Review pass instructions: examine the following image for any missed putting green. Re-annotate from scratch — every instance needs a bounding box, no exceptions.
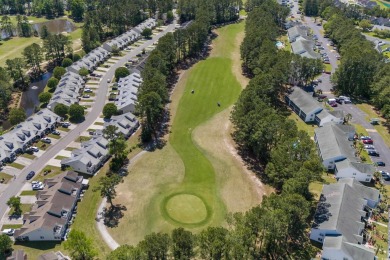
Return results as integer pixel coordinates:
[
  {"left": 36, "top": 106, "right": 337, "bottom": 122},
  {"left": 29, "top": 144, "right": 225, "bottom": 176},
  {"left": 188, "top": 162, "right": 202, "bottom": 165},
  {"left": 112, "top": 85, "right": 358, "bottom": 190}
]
[{"left": 164, "top": 194, "right": 208, "bottom": 224}]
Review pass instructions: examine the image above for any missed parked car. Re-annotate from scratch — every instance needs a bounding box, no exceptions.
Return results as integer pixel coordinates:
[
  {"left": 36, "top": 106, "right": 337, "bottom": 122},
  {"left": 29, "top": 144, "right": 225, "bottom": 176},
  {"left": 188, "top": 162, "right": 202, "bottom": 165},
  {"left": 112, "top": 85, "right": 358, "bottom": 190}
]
[
  {"left": 364, "top": 145, "right": 375, "bottom": 150},
  {"left": 28, "top": 146, "right": 39, "bottom": 152},
  {"left": 52, "top": 130, "right": 60, "bottom": 135},
  {"left": 107, "top": 78, "right": 111, "bottom": 83},
  {"left": 360, "top": 136, "right": 372, "bottom": 140},
  {"left": 82, "top": 94, "right": 90, "bottom": 98},
  {"left": 368, "top": 150, "right": 379, "bottom": 156},
  {"left": 62, "top": 122, "right": 71, "bottom": 127},
  {"left": 363, "top": 139, "right": 373, "bottom": 144},
  {"left": 41, "top": 137, "right": 51, "bottom": 144},
  {"left": 376, "top": 161, "right": 386, "bottom": 166},
  {"left": 343, "top": 98, "right": 351, "bottom": 104},
  {"left": 26, "top": 171, "right": 35, "bottom": 180},
  {"left": 32, "top": 183, "right": 44, "bottom": 190},
  {"left": 2, "top": 229, "right": 15, "bottom": 236},
  {"left": 84, "top": 88, "right": 92, "bottom": 93},
  {"left": 323, "top": 60, "right": 330, "bottom": 64}
]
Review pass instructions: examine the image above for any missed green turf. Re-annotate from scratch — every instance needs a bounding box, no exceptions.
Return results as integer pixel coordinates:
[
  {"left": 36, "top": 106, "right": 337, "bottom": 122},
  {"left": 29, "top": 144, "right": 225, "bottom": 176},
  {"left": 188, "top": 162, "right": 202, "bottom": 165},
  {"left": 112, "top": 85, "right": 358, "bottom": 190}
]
[
  {"left": 0, "top": 172, "right": 12, "bottom": 184},
  {"left": 9, "top": 162, "right": 25, "bottom": 170},
  {"left": 148, "top": 23, "right": 244, "bottom": 228},
  {"left": 20, "top": 190, "right": 38, "bottom": 196}
]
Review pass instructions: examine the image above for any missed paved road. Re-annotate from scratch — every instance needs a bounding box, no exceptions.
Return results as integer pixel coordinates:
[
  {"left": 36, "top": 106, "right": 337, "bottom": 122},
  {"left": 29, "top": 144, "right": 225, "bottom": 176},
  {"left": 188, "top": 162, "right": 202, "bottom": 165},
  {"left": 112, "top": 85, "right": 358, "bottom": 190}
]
[
  {"left": 289, "top": 9, "right": 390, "bottom": 175},
  {"left": 0, "top": 22, "right": 177, "bottom": 222}
]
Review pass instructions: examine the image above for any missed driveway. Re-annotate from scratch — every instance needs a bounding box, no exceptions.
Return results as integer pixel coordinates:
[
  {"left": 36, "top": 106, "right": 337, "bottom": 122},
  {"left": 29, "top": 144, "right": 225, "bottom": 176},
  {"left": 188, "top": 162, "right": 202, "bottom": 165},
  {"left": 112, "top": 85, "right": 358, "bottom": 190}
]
[{"left": 0, "top": 21, "right": 177, "bottom": 222}]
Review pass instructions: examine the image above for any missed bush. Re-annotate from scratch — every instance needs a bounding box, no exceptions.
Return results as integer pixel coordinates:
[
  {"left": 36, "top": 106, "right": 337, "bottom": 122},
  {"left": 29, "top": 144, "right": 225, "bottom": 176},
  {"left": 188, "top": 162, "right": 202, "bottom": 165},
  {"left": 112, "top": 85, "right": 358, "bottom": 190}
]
[
  {"left": 47, "top": 77, "right": 59, "bottom": 89},
  {"left": 62, "top": 58, "right": 73, "bottom": 68},
  {"left": 141, "top": 28, "right": 153, "bottom": 39},
  {"left": 103, "top": 103, "right": 118, "bottom": 118},
  {"left": 54, "top": 103, "right": 69, "bottom": 117},
  {"left": 53, "top": 66, "right": 66, "bottom": 79},
  {"left": 69, "top": 104, "right": 85, "bottom": 121},
  {"left": 39, "top": 92, "right": 52, "bottom": 103},
  {"left": 115, "top": 67, "right": 130, "bottom": 81},
  {"left": 73, "top": 53, "right": 81, "bottom": 62},
  {"left": 9, "top": 108, "right": 26, "bottom": 126},
  {"left": 79, "top": 67, "right": 89, "bottom": 77}
]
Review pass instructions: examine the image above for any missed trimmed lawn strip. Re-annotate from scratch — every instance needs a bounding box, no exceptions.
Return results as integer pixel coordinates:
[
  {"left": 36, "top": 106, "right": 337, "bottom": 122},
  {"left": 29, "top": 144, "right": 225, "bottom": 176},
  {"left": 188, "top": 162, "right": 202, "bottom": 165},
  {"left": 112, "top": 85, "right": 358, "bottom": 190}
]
[
  {"left": 1, "top": 224, "right": 23, "bottom": 230},
  {"left": 9, "top": 162, "right": 25, "bottom": 170},
  {"left": 48, "top": 134, "right": 61, "bottom": 139},
  {"left": 36, "top": 141, "right": 50, "bottom": 151},
  {"left": 20, "top": 190, "right": 38, "bottom": 196},
  {"left": 64, "top": 147, "right": 77, "bottom": 151},
  {"left": 20, "top": 153, "right": 36, "bottom": 160},
  {"left": 309, "top": 172, "right": 337, "bottom": 201},
  {"left": 94, "top": 122, "right": 105, "bottom": 126},
  {"left": 58, "top": 127, "right": 71, "bottom": 132},
  {"left": 54, "top": 155, "right": 68, "bottom": 160},
  {"left": 0, "top": 172, "right": 12, "bottom": 184}
]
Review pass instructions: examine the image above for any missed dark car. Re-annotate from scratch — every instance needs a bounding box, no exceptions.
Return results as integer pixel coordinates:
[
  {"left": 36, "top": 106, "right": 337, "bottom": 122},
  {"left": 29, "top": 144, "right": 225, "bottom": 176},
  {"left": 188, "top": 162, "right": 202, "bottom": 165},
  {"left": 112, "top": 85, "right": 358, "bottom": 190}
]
[
  {"left": 26, "top": 171, "right": 35, "bottom": 180},
  {"left": 368, "top": 150, "right": 379, "bottom": 156},
  {"left": 52, "top": 130, "right": 60, "bottom": 135},
  {"left": 376, "top": 161, "right": 386, "bottom": 166}
]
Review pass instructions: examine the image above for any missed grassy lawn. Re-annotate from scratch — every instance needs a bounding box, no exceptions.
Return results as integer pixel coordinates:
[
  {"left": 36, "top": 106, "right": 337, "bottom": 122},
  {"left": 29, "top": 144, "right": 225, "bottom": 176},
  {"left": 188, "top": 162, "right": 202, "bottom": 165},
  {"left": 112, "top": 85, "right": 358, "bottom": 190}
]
[
  {"left": 9, "top": 204, "right": 32, "bottom": 216},
  {"left": 364, "top": 31, "right": 390, "bottom": 40},
  {"left": 372, "top": 0, "right": 390, "bottom": 9},
  {"left": 20, "top": 190, "right": 38, "bottom": 196},
  {"left": 288, "top": 112, "right": 317, "bottom": 137},
  {"left": 0, "top": 37, "right": 42, "bottom": 66},
  {"left": 0, "top": 172, "right": 12, "bottom": 184},
  {"left": 94, "top": 122, "right": 105, "bottom": 126},
  {"left": 35, "top": 141, "right": 50, "bottom": 151},
  {"left": 108, "top": 22, "right": 262, "bottom": 245},
  {"left": 324, "top": 63, "right": 332, "bottom": 72},
  {"left": 356, "top": 103, "right": 390, "bottom": 147},
  {"left": 277, "top": 35, "right": 291, "bottom": 52},
  {"left": 35, "top": 166, "right": 62, "bottom": 182},
  {"left": 20, "top": 153, "right": 37, "bottom": 160},
  {"left": 9, "top": 162, "right": 25, "bottom": 170},
  {"left": 76, "top": 136, "right": 92, "bottom": 142},
  {"left": 1, "top": 224, "right": 23, "bottom": 230},
  {"left": 309, "top": 172, "right": 337, "bottom": 200},
  {"left": 54, "top": 155, "right": 68, "bottom": 160}
]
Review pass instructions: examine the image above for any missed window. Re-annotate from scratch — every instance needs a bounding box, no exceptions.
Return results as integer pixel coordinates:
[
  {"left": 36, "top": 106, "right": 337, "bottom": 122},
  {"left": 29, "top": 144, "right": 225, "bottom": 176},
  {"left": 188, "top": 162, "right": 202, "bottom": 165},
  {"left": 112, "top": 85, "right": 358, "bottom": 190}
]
[
  {"left": 353, "top": 173, "right": 356, "bottom": 175},
  {"left": 366, "top": 178, "right": 370, "bottom": 182},
  {"left": 318, "top": 238, "right": 323, "bottom": 242},
  {"left": 319, "top": 233, "right": 324, "bottom": 236},
  {"left": 40, "top": 236, "right": 44, "bottom": 239}
]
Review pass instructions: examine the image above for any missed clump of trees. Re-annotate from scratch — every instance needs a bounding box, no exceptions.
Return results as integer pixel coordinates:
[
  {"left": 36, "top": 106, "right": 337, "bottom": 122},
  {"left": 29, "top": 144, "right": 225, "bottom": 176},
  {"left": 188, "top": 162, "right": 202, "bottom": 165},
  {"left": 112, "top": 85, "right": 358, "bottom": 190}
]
[
  {"left": 7, "top": 196, "right": 22, "bottom": 215},
  {"left": 114, "top": 67, "right": 130, "bottom": 81},
  {"left": 103, "top": 103, "right": 118, "bottom": 118},
  {"left": 69, "top": 104, "right": 85, "bottom": 122},
  {"left": 9, "top": 108, "right": 26, "bottom": 126}
]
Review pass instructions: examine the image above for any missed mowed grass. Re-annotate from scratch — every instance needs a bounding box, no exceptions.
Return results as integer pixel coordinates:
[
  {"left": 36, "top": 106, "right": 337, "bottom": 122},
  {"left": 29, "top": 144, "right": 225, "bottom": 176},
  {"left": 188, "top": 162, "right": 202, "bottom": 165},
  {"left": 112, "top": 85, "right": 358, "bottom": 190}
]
[
  {"left": 110, "top": 22, "right": 261, "bottom": 245},
  {"left": 0, "top": 37, "right": 42, "bottom": 66}
]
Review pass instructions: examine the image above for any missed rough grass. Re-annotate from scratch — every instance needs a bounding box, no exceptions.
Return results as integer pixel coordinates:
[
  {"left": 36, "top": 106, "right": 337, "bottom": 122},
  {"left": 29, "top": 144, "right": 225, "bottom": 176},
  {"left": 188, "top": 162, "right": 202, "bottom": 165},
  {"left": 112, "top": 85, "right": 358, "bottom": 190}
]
[
  {"left": 20, "top": 153, "right": 37, "bottom": 160},
  {"left": 35, "top": 166, "right": 62, "bottom": 182},
  {"left": 9, "top": 204, "right": 32, "bottom": 216},
  {"left": 288, "top": 112, "right": 317, "bottom": 137},
  {"left": 109, "top": 22, "right": 263, "bottom": 245},
  {"left": 1, "top": 224, "right": 22, "bottom": 230}
]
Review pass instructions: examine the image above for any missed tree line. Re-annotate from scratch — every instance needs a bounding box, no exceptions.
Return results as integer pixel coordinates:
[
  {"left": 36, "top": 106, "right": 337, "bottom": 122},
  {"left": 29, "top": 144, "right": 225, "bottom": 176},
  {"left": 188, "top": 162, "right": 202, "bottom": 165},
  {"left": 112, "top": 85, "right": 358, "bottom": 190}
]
[{"left": 137, "top": 0, "right": 240, "bottom": 142}]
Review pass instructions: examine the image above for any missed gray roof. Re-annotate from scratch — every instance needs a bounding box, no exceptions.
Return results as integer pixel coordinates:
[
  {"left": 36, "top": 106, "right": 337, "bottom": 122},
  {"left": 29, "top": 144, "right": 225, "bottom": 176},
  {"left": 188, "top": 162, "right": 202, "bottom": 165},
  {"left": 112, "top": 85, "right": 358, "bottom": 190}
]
[
  {"left": 315, "top": 123, "right": 356, "bottom": 161},
  {"left": 287, "top": 87, "right": 322, "bottom": 115},
  {"left": 291, "top": 39, "right": 321, "bottom": 59},
  {"left": 323, "top": 236, "right": 375, "bottom": 260},
  {"left": 312, "top": 181, "right": 366, "bottom": 244},
  {"left": 329, "top": 110, "right": 345, "bottom": 119},
  {"left": 287, "top": 25, "right": 309, "bottom": 41},
  {"left": 338, "top": 178, "right": 379, "bottom": 202}
]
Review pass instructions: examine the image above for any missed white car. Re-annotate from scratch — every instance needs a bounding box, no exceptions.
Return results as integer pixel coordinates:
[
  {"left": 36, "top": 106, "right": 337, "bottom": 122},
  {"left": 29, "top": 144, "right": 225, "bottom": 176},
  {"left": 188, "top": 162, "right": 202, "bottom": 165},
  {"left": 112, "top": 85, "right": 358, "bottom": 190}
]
[
  {"left": 84, "top": 88, "right": 92, "bottom": 93},
  {"left": 107, "top": 78, "right": 111, "bottom": 83},
  {"left": 364, "top": 145, "right": 375, "bottom": 150},
  {"left": 29, "top": 146, "right": 39, "bottom": 152},
  {"left": 2, "top": 229, "right": 15, "bottom": 236},
  {"left": 82, "top": 94, "right": 90, "bottom": 98}
]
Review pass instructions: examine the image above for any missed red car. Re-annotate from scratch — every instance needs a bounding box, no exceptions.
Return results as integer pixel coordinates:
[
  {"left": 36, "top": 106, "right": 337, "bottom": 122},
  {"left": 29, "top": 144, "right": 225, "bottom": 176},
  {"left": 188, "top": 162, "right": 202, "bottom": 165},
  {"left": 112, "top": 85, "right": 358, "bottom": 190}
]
[
  {"left": 329, "top": 102, "right": 337, "bottom": 107},
  {"left": 363, "top": 139, "right": 373, "bottom": 144}
]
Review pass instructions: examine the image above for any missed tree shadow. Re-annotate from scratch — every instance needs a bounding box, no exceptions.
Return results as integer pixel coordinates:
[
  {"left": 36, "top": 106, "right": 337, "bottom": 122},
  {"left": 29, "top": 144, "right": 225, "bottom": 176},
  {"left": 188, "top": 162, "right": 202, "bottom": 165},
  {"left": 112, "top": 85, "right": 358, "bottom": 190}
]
[
  {"left": 69, "top": 116, "right": 85, "bottom": 124},
  {"left": 102, "top": 204, "right": 127, "bottom": 228}
]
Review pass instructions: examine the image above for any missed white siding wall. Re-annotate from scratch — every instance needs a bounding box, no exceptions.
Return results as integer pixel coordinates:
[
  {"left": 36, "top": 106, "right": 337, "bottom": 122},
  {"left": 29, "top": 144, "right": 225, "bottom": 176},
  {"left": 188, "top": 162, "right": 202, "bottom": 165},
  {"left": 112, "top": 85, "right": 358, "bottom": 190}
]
[
  {"left": 24, "top": 228, "right": 62, "bottom": 241},
  {"left": 322, "top": 248, "right": 351, "bottom": 260},
  {"left": 336, "top": 167, "right": 372, "bottom": 183}
]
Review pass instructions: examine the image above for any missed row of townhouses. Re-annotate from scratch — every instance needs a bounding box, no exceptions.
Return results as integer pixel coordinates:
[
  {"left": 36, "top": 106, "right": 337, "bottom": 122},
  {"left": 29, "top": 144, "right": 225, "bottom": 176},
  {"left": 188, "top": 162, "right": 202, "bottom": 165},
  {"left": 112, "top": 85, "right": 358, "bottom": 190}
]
[
  {"left": 114, "top": 72, "right": 143, "bottom": 114},
  {"left": 14, "top": 171, "right": 85, "bottom": 242},
  {"left": 285, "top": 87, "right": 344, "bottom": 126},
  {"left": 61, "top": 112, "right": 139, "bottom": 175},
  {"left": 310, "top": 178, "right": 379, "bottom": 259},
  {"left": 287, "top": 25, "right": 321, "bottom": 59},
  {"left": 47, "top": 71, "right": 85, "bottom": 111},
  {"left": 0, "top": 109, "right": 61, "bottom": 163},
  {"left": 286, "top": 87, "right": 374, "bottom": 183},
  {"left": 47, "top": 18, "right": 156, "bottom": 112}
]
